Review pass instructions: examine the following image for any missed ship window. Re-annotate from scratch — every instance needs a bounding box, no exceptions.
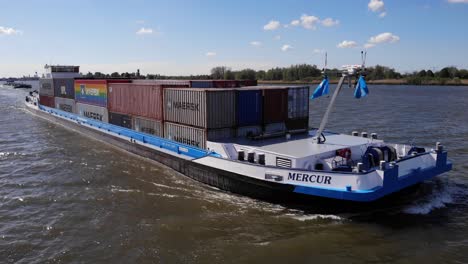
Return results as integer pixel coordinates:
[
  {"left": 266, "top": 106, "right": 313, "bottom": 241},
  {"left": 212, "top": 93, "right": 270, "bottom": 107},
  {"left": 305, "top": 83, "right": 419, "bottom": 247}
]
[{"left": 276, "top": 157, "right": 292, "bottom": 168}]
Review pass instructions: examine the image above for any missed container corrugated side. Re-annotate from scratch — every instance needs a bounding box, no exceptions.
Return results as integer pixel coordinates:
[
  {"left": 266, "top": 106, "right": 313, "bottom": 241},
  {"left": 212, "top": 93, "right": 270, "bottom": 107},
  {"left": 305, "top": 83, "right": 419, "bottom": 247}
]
[
  {"left": 39, "top": 79, "right": 54, "bottom": 96},
  {"left": 132, "top": 79, "right": 190, "bottom": 86},
  {"left": 263, "top": 88, "right": 288, "bottom": 124},
  {"left": 76, "top": 102, "right": 109, "bottom": 123},
  {"left": 133, "top": 116, "right": 163, "bottom": 137},
  {"left": 39, "top": 95, "right": 55, "bottom": 107},
  {"left": 53, "top": 78, "right": 75, "bottom": 99},
  {"left": 236, "top": 126, "right": 262, "bottom": 137},
  {"left": 109, "top": 112, "right": 132, "bottom": 129},
  {"left": 164, "top": 89, "right": 236, "bottom": 129},
  {"left": 239, "top": 80, "right": 258, "bottom": 87},
  {"left": 108, "top": 83, "right": 163, "bottom": 120},
  {"left": 213, "top": 80, "right": 239, "bottom": 88},
  {"left": 54, "top": 97, "right": 76, "bottom": 113},
  {"left": 287, "top": 86, "right": 309, "bottom": 119},
  {"left": 190, "top": 80, "right": 214, "bottom": 88},
  {"left": 74, "top": 80, "right": 108, "bottom": 107},
  {"left": 164, "top": 122, "right": 207, "bottom": 149},
  {"left": 264, "top": 122, "right": 286, "bottom": 133},
  {"left": 236, "top": 89, "right": 262, "bottom": 126}
]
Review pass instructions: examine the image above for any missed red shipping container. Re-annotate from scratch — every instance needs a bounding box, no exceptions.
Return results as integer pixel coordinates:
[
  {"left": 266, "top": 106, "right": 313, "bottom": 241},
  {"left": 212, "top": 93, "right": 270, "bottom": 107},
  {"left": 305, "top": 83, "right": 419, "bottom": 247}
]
[
  {"left": 213, "top": 80, "right": 240, "bottom": 88},
  {"left": 39, "top": 95, "right": 55, "bottom": 108},
  {"left": 263, "top": 88, "right": 288, "bottom": 124},
  {"left": 108, "top": 83, "right": 164, "bottom": 120}
]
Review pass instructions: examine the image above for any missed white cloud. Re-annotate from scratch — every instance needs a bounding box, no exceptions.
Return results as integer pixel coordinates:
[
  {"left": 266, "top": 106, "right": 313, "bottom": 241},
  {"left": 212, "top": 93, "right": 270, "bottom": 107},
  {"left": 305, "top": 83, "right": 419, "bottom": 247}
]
[
  {"left": 337, "top": 40, "right": 358, "bottom": 48},
  {"left": 263, "top": 20, "right": 281, "bottom": 31},
  {"left": 274, "top": 35, "right": 281, "bottom": 40},
  {"left": 290, "top": 20, "right": 300, "bottom": 26},
  {"left": 368, "top": 0, "right": 386, "bottom": 17},
  {"left": 300, "top": 14, "right": 320, "bottom": 30},
  {"left": 0, "top": 26, "right": 21, "bottom": 35},
  {"left": 321, "top": 18, "right": 340, "bottom": 27},
  {"left": 313, "top": 48, "right": 325, "bottom": 54},
  {"left": 364, "top": 43, "right": 376, "bottom": 49},
  {"left": 281, "top": 45, "right": 293, "bottom": 52},
  {"left": 250, "top": 41, "right": 262, "bottom": 47},
  {"left": 368, "top": 32, "right": 400, "bottom": 44},
  {"left": 368, "top": 0, "right": 385, "bottom": 12},
  {"left": 447, "top": 0, "right": 468, "bottom": 3},
  {"left": 136, "top": 27, "right": 153, "bottom": 35},
  {"left": 205, "top": 52, "right": 217, "bottom": 57}
]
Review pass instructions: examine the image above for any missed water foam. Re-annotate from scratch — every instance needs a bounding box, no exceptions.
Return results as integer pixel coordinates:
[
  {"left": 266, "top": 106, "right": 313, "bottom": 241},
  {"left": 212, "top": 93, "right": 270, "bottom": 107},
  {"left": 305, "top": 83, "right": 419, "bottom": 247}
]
[{"left": 403, "top": 182, "right": 454, "bottom": 215}]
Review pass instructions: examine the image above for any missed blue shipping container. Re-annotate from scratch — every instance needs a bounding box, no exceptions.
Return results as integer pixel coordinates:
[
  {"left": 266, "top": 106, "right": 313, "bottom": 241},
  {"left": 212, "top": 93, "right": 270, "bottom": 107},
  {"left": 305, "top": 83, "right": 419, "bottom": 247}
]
[
  {"left": 190, "top": 80, "right": 214, "bottom": 88},
  {"left": 53, "top": 78, "right": 75, "bottom": 99},
  {"left": 237, "top": 89, "right": 263, "bottom": 126}
]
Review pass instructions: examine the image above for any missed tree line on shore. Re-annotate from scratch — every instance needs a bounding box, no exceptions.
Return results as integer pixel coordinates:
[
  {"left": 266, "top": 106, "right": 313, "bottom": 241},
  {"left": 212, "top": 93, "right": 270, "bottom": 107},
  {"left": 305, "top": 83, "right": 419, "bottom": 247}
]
[{"left": 82, "top": 64, "right": 468, "bottom": 85}]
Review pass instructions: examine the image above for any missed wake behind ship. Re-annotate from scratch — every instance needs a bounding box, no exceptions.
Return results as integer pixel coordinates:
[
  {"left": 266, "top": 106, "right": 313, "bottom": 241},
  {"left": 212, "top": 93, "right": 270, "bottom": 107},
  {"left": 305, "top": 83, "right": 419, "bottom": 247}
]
[{"left": 25, "top": 64, "right": 452, "bottom": 203}]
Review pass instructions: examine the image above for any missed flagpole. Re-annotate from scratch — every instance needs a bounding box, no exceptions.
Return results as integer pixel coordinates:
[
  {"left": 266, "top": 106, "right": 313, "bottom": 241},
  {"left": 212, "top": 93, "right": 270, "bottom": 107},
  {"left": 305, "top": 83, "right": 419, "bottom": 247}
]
[{"left": 314, "top": 74, "right": 347, "bottom": 143}]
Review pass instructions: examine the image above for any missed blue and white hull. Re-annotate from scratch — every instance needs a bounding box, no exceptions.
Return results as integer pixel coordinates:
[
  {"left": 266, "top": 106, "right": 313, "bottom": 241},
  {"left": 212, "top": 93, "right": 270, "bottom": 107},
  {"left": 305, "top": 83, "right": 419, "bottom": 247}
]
[{"left": 25, "top": 101, "right": 452, "bottom": 203}]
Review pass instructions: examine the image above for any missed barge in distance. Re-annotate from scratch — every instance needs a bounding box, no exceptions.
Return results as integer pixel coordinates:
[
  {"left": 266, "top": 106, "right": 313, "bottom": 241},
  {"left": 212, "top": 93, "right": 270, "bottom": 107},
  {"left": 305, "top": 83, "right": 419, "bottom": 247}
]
[{"left": 24, "top": 64, "right": 452, "bottom": 203}]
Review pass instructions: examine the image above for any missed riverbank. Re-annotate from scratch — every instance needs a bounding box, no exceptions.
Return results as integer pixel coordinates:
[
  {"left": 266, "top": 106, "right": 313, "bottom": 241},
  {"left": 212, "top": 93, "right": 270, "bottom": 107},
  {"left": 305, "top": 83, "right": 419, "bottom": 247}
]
[{"left": 259, "top": 79, "right": 468, "bottom": 86}]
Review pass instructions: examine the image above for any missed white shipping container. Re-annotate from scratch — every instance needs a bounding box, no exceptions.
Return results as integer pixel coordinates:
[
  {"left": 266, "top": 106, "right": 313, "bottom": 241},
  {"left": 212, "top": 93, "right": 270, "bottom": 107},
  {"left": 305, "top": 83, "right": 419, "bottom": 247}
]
[
  {"left": 288, "top": 86, "right": 310, "bottom": 119},
  {"left": 133, "top": 116, "right": 163, "bottom": 137},
  {"left": 76, "top": 102, "right": 109, "bottom": 123},
  {"left": 39, "top": 78, "right": 54, "bottom": 96},
  {"left": 164, "top": 88, "right": 236, "bottom": 129},
  {"left": 164, "top": 122, "right": 233, "bottom": 149},
  {"left": 54, "top": 97, "right": 76, "bottom": 113}
]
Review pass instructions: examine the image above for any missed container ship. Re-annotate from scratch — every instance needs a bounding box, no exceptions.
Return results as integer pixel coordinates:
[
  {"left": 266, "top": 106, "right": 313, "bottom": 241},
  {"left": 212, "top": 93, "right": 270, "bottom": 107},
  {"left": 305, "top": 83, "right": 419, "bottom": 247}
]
[{"left": 25, "top": 64, "right": 452, "bottom": 203}]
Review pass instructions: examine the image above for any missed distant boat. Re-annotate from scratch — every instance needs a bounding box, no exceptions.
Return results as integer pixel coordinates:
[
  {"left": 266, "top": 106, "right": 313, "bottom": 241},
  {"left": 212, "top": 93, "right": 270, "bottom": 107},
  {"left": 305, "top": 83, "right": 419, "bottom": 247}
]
[{"left": 3, "top": 81, "right": 32, "bottom": 89}]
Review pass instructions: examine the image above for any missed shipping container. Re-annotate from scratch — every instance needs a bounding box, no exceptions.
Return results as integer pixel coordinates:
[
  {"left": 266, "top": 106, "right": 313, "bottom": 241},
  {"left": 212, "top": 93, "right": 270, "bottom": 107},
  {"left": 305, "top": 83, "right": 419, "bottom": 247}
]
[
  {"left": 76, "top": 102, "right": 109, "bottom": 123},
  {"left": 133, "top": 116, "right": 163, "bottom": 137},
  {"left": 109, "top": 112, "right": 132, "bottom": 129},
  {"left": 54, "top": 97, "right": 76, "bottom": 113},
  {"left": 164, "top": 122, "right": 233, "bottom": 149},
  {"left": 108, "top": 83, "right": 163, "bottom": 120},
  {"left": 164, "top": 122, "right": 207, "bottom": 149},
  {"left": 74, "top": 79, "right": 131, "bottom": 107},
  {"left": 236, "top": 126, "right": 262, "bottom": 138},
  {"left": 285, "top": 118, "right": 309, "bottom": 131},
  {"left": 39, "top": 79, "right": 54, "bottom": 96},
  {"left": 39, "top": 95, "right": 55, "bottom": 107},
  {"left": 236, "top": 89, "right": 263, "bottom": 126},
  {"left": 264, "top": 122, "right": 286, "bottom": 133},
  {"left": 132, "top": 79, "right": 190, "bottom": 86},
  {"left": 238, "top": 80, "right": 258, "bottom": 87},
  {"left": 262, "top": 88, "right": 288, "bottom": 124},
  {"left": 164, "top": 88, "right": 236, "bottom": 129},
  {"left": 190, "top": 80, "right": 214, "bottom": 88},
  {"left": 213, "top": 80, "right": 239, "bottom": 88},
  {"left": 287, "top": 86, "right": 309, "bottom": 119},
  {"left": 53, "top": 78, "right": 75, "bottom": 99}
]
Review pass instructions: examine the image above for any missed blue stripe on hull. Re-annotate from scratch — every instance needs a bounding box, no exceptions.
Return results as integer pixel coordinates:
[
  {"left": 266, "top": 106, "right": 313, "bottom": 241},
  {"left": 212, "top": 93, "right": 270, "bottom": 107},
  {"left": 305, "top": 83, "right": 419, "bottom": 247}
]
[{"left": 293, "top": 156, "right": 452, "bottom": 202}]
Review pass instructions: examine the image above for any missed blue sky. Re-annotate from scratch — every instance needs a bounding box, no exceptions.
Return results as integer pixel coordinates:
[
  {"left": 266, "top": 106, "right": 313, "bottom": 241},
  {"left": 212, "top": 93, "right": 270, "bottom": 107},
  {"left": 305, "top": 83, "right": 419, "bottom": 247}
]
[{"left": 0, "top": 0, "right": 467, "bottom": 77}]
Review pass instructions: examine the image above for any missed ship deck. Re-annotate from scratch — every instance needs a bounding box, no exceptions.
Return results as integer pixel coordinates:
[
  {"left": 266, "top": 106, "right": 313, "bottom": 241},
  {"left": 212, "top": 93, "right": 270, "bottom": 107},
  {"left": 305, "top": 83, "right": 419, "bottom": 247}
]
[{"left": 220, "top": 130, "right": 382, "bottom": 159}]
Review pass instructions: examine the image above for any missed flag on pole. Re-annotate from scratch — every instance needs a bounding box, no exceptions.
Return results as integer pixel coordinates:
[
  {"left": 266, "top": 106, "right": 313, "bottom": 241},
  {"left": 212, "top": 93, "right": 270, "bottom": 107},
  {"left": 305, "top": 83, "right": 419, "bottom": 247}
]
[
  {"left": 311, "top": 76, "right": 329, "bottom": 99},
  {"left": 354, "top": 75, "right": 369, "bottom": 99}
]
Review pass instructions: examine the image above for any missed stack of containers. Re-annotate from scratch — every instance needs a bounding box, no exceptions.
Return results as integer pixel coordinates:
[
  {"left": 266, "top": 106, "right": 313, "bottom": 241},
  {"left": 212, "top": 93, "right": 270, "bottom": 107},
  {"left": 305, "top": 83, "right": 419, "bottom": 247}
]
[
  {"left": 74, "top": 79, "right": 131, "bottom": 123},
  {"left": 108, "top": 83, "right": 171, "bottom": 136},
  {"left": 238, "top": 80, "right": 258, "bottom": 87},
  {"left": 236, "top": 88, "right": 263, "bottom": 137},
  {"left": 286, "top": 86, "right": 310, "bottom": 131},
  {"left": 54, "top": 78, "right": 76, "bottom": 113},
  {"left": 189, "top": 80, "right": 245, "bottom": 88},
  {"left": 132, "top": 79, "right": 190, "bottom": 86},
  {"left": 38, "top": 79, "right": 55, "bottom": 107},
  {"left": 164, "top": 88, "right": 236, "bottom": 149}
]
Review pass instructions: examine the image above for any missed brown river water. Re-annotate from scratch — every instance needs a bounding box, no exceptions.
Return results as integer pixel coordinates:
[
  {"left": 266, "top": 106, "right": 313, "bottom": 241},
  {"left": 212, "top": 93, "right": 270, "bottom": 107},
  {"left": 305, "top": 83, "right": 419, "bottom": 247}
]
[{"left": 0, "top": 82, "right": 467, "bottom": 263}]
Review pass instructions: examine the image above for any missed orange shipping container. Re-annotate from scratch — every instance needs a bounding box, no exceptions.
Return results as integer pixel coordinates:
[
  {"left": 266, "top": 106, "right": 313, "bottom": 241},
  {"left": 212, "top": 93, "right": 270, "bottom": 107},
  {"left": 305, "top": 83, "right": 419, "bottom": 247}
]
[{"left": 108, "top": 83, "right": 164, "bottom": 120}]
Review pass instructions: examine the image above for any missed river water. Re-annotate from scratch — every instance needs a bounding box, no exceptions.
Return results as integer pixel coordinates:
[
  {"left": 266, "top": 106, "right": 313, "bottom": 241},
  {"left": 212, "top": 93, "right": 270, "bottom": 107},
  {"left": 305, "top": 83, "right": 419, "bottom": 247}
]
[{"left": 0, "top": 82, "right": 467, "bottom": 263}]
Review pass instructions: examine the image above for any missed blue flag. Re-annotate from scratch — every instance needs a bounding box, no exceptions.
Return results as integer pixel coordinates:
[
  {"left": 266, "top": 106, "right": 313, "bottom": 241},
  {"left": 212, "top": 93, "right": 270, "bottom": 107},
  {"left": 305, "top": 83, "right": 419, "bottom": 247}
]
[
  {"left": 354, "top": 75, "right": 369, "bottom": 99},
  {"left": 311, "top": 76, "right": 329, "bottom": 99}
]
